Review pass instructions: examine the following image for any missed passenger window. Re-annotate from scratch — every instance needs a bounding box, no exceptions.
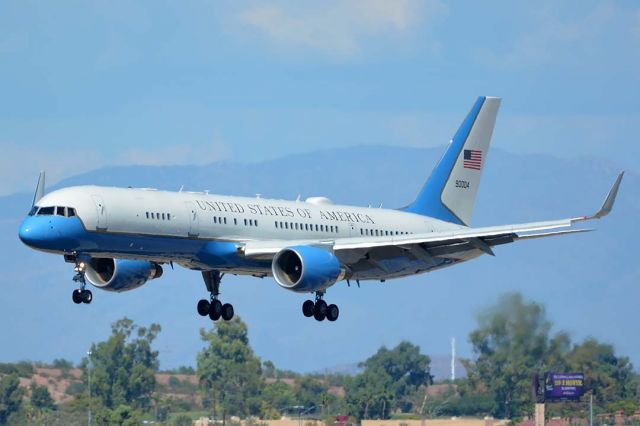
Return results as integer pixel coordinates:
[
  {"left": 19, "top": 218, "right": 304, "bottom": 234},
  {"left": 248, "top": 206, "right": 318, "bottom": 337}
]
[
  {"left": 214, "top": 217, "right": 217, "bottom": 224},
  {"left": 146, "top": 212, "right": 149, "bottom": 219},
  {"left": 156, "top": 213, "right": 161, "bottom": 219},
  {"left": 336, "top": 226, "right": 339, "bottom": 233},
  {"left": 161, "top": 213, "right": 165, "bottom": 220},
  {"left": 234, "top": 218, "right": 237, "bottom": 225},
  {"left": 167, "top": 213, "right": 171, "bottom": 221},
  {"left": 244, "top": 219, "right": 248, "bottom": 226},
  {"left": 223, "top": 217, "right": 226, "bottom": 224},
  {"left": 255, "top": 220, "right": 258, "bottom": 226}
]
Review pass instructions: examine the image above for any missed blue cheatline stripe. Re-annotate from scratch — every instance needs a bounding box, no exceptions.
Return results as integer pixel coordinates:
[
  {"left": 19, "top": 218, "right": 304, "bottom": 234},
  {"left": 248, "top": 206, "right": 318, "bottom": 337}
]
[{"left": 402, "top": 96, "right": 486, "bottom": 225}]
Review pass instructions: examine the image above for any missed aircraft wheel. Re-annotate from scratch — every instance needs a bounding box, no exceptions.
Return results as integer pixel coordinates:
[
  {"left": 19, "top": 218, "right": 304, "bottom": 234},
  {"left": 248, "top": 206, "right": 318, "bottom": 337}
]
[
  {"left": 81, "top": 289, "right": 93, "bottom": 304},
  {"left": 314, "top": 299, "right": 327, "bottom": 316},
  {"left": 302, "top": 300, "right": 315, "bottom": 317},
  {"left": 313, "top": 309, "right": 326, "bottom": 322},
  {"left": 326, "top": 304, "right": 339, "bottom": 322},
  {"left": 209, "top": 299, "right": 222, "bottom": 321},
  {"left": 197, "top": 299, "right": 210, "bottom": 316},
  {"left": 221, "top": 303, "right": 234, "bottom": 321},
  {"left": 72, "top": 289, "right": 83, "bottom": 304}
]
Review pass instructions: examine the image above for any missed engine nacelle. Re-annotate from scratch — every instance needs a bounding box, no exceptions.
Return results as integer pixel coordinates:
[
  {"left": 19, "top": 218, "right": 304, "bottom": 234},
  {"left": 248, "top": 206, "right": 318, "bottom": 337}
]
[
  {"left": 84, "top": 258, "right": 163, "bottom": 292},
  {"left": 272, "top": 245, "right": 345, "bottom": 293}
]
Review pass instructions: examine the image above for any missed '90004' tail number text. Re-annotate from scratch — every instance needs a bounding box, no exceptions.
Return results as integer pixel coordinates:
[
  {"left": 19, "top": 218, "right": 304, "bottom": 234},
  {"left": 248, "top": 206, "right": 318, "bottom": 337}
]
[{"left": 456, "top": 180, "right": 470, "bottom": 189}]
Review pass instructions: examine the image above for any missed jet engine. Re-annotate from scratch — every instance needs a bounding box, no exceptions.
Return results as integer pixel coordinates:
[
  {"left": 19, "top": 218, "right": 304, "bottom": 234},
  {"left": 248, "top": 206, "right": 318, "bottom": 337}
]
[
  {"left": 272, "top": 245, "right": 345, "bottom": 293},
  {"left": 84, "top": 258, "right": 163, "bottom": 292}
]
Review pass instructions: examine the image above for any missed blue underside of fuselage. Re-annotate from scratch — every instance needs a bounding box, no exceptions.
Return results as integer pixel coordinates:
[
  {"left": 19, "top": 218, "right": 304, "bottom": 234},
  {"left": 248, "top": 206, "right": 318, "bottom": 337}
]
[{"left": 18, "top": 216, "right": 454, "bottom": 280}]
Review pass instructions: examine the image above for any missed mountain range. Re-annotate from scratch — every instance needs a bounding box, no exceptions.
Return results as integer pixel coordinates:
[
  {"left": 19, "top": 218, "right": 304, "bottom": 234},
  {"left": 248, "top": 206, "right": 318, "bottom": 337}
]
[{"left": 0, "top": 145, "right": 636, "bottom": 378}]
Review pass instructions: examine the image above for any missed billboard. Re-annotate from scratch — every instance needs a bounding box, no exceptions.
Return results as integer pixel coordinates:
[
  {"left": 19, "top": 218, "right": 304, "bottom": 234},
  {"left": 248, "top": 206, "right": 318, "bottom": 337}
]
[{"left": 544, "top": 372, "right": 585, "bottom": 401}]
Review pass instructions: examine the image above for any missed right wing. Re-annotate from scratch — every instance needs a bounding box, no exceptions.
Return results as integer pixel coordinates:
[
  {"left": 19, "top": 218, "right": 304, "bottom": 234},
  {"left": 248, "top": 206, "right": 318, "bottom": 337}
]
[{"left": 241, "top": 172, "right": 623, "bottom": 271}]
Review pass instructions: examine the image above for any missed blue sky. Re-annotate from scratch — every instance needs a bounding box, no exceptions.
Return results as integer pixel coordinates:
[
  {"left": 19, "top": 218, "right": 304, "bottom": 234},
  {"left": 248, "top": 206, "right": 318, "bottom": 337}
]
[{"left": 1, "top": 0, "right": 639, "bottom": 196}]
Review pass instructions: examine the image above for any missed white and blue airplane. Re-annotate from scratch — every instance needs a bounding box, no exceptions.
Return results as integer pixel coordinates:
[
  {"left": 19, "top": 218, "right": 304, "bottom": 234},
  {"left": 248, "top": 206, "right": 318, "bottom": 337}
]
[{"left": 18, "top": 97, "right": 623, "bottom": 323}]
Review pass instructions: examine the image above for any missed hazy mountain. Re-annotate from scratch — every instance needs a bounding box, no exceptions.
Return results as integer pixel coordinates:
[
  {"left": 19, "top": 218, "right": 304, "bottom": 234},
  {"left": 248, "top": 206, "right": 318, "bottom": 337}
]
[{"left": 0, "top": 146, "right": 636, "bottom": 374}]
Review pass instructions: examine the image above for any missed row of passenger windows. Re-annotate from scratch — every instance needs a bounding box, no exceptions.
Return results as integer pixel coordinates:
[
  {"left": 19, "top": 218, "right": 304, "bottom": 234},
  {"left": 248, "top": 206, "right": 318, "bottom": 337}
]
[
  {"left": 360, "top": 228, "right": 412, "bottom": 236},
  {"left": 29, "top": 206, "right": 77, "bottom": 217},
  {"left": 212, "top": 216, "right": 255, "bottom": 227},
  {"left": 275, "top": 221, "right": 339, "bottom": 233},
  {"left": 145, "top": 212, "right": 171, "bottom": 221}
]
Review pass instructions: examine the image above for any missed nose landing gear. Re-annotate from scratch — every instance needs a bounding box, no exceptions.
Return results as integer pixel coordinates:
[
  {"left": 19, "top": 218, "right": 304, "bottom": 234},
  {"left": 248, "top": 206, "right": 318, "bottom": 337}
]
[
  {"left": 71, "top": 260, "right": 92, "bottom": 304},
  {"left": 197, "top": 271, "right": 234, "bottom": 322},
  {"left": 302, "top": 291, "right": 339, "bottom": 322}
]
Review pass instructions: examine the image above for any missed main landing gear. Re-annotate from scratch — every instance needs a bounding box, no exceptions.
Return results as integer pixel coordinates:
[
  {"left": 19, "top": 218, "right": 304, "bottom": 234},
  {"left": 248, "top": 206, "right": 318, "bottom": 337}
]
[
  {"left": 197, "top": 270, "right": 234, "bottom": 322},
  {"left": 71, "top": 260, "right": 92, "bottom": 305},
  {"left": 302, "top": 291, "right": 339, "bottom": 322}
]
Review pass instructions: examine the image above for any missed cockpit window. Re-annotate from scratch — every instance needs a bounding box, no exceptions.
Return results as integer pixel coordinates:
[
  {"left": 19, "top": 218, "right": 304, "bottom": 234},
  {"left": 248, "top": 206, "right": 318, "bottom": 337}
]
[
  {"left": 37, "top": 206, "right": 55, "bottom": 215},
  {"left": 34, "top": 206, "right": 77, "bottom": 217}
]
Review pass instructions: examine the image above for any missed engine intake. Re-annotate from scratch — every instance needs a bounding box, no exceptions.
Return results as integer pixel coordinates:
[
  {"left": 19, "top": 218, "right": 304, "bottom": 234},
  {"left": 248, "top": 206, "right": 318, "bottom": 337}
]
[
  {"left": 272, "top": 245, "right": 344, "bottom": 293},
  {"left": 85, "top": 258, "right": 163, "bottom": 292}
]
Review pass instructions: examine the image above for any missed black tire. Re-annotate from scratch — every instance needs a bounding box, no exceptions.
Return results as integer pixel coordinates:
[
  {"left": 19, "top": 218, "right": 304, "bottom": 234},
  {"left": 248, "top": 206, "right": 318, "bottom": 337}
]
[
  {"left": 302, "top": 300, "right": 315, "bottom": 317},
  {"left": 326, "top": 304, "right": 339, "bottom": 322},
  {"left": 81, "top": 289, "right": 93, "bottom": 304},
  {"left": 72, "top": 289, "right": 82, "bottom": 304},
  {"left": 221, "top": 303, "right": 234, "bottom": 321},
  {"left": 197, "top": 299, "right": 211, "bottom": 316},
  {"left": 314, "top": 309, "right": 326, "bottom": 321},
  {"left": 209, "top": 299, "right": 222, "bottom": 321},
  {"left": 314, "top": 299, "right": 327, "bottom": 316}
]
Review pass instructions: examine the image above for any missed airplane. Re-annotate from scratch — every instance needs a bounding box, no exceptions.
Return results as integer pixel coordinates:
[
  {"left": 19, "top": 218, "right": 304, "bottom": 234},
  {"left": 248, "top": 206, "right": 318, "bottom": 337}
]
[{"left": 18, "top": 96, "right": 624, "bottom": 323}]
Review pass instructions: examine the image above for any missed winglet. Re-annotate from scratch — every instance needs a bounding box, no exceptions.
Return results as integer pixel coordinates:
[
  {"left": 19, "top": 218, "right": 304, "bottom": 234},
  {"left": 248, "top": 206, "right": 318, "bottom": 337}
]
[
  {"left": 32, "top": 171, "right": 46, "bottom": 207},
  {"left": 579, "top": 172, "right": 624, "bottom": 221}
]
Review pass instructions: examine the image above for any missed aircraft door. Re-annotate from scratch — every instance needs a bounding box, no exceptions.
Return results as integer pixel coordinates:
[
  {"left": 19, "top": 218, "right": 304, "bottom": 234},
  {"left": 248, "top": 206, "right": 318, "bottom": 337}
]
[
  {"left": 91, "top": 195, "right": 108, "bottom": 231},
  {"left": 348, "top": 223, "right": 357, "bottom": 237},
  {"left": 185, "top": 201, "right": 200, "bottom": 237}
]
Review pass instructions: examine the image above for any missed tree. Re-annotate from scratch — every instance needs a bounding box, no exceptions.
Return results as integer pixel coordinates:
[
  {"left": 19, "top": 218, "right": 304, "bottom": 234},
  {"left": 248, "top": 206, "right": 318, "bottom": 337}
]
[
  {"left": 95, "top": 404, "right": 141, "bottom": 426},
  {"left": 566, "top": 338, "right": 637, "bottom": 406},
  {"left": 260, "top": 380, "right": 296, "bottom": 418},
  {"left": 197, "top": 316, "right": 264, "bottom": 424},
  {"left": 0, "top": 374, "right": 24, "bottom": 424},
  {"left": 464, "top": 293, "right": 569, "bottom": 420},
  {"left": 81, "top": 317, "right": 161, "bottom": 412},
  {"left": 345, "top": 341, "right": 432, "bottom": 419},
  {"left": 30, "top": 383, "right": 55, "bottom": 411}
]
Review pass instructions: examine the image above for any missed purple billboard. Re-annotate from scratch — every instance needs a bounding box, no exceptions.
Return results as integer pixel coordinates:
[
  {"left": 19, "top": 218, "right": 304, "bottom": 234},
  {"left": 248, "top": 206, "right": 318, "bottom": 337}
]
[{"left": 544, "top": 372, "right": 585, "bottom": 401}]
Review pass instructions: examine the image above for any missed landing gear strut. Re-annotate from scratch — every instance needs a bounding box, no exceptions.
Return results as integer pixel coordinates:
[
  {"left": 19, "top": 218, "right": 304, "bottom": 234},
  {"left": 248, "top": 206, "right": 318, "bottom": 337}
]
[
  {"left": 197, "top": 270, "right": 234, "bottom": 322},
  {"left": 302, "top": 291, "right": 339, "bottom": 322},
  {"left": 71, "top": 260, "right": 92, "bottom": 305}
]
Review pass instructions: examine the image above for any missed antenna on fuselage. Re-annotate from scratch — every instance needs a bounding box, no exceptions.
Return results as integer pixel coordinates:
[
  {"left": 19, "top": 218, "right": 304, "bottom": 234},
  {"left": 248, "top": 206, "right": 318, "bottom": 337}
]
[
  {"left": 179, "top": 185, "right": 184, "bottom": 193},
  {"left": 32, "top": 171, "right": 45, "bottom": 206},
  {"left": 296, "top": 194, "right": 301, "bottom": 202}
]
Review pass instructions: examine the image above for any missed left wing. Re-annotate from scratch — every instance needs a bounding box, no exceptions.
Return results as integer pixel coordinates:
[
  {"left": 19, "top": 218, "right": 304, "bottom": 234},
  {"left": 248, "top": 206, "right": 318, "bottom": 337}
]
[{"left": 241, "top": 172, "right": 623, "bottom": 264}]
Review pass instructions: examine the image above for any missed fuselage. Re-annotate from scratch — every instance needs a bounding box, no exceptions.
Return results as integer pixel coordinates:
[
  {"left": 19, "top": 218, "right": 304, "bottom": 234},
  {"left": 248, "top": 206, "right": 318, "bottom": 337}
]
[{"left": 19, "top": 185, "right": 465, "bottom": 280}]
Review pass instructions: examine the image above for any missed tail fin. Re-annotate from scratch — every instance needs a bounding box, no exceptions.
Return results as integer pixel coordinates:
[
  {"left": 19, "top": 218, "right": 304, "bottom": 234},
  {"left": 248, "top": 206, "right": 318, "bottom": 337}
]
[{"left": 403, "top": 96, "right": 501, "bottom": 226}]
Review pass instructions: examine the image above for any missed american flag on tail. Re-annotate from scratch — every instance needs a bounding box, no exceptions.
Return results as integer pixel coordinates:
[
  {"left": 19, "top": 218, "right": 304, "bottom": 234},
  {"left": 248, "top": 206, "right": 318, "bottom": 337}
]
[{"left": 463, "top": 149, "right": 482, "bottom": 170}]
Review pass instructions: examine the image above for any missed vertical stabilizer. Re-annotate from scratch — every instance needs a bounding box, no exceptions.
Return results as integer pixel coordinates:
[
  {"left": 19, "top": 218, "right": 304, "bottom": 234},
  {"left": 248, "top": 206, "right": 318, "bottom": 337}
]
[{"left": 403, "top": 96, "right": 501, "bottom": 226}]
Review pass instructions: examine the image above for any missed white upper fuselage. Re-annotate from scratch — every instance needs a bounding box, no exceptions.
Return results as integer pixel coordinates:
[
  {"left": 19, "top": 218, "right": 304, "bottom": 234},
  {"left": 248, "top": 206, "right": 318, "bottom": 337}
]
[{"left": 37, "top": 185, "right": 463, "bottom": 244}]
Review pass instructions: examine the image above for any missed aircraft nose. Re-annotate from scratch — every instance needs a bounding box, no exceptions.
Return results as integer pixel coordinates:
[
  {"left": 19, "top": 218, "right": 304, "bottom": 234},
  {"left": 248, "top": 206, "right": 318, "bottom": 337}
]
[{"left": 18, "top": 217, "right": 49, "bottom": 247}]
